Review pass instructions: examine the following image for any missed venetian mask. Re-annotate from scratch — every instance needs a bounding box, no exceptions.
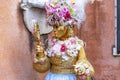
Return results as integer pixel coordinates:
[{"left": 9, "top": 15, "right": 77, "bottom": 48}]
[{"left": 53, "top": 26, "right": 68, "bottom": 39}]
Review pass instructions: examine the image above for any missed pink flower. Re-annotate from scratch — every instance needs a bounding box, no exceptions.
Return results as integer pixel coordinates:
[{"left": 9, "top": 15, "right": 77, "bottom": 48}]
[
  {"left": 57, "top": 11, "right": 64, "bottom": 18},
  {"left": 60, "top": 44, "right": 67, "bottom": 52},
  {"left": 62, "top": 7, "right": 68, "bottom": 13},
  {"left": 54, "top": 4, "right": 59, "bottom": 9},
  {"left": 31, "top": 29, "right": 34, "bottom": 34},
  {"left": 33, "top": 58, "right": 37, "bottom": 63},
  {"left": 47, "top": 9, "right": 56, "bottom": 15},
  {"left": 85, "top": 69, "right": 90, "bottom": 76},
  {"left": 81, "top": 75, "right": 86, "bottom": 80},
  {"left": 45, "top": 3, "right": 56, "bottom": 15},
  {"left": 51, "top": 51, "right": 56, "bottom": 57},
  {"left": 70, "top": 39, "right": 76, "bottom": 44},
  {"left": 48, "top": 39, "right": 55, "bottom": 46},
  {"left": 64, "top": 11, "right": 71, "bottom": 19}
]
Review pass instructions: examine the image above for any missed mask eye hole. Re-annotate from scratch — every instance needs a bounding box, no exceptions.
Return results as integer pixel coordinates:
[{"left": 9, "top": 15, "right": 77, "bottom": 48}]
[{"left": 53, "top": 26, "right": 58, "bottom": 29}]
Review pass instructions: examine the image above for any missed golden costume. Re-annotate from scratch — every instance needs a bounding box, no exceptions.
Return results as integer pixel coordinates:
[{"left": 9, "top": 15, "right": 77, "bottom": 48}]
[
  {"left": 20, "top": 0, "right": 96, "bottom": 80},
  {"left": 32, "top": 22, "right": 94, "bottom": 80}
]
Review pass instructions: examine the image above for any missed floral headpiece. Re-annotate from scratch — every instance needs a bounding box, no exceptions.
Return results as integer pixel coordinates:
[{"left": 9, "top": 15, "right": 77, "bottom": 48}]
[{"left": 45, "top": 0, "right": 90, "bottom": 28}]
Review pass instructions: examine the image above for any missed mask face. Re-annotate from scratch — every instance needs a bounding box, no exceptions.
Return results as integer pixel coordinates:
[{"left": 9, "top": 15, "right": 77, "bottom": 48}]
[{"left": 53, "top": 26, "right": 68, "bottom": 39}]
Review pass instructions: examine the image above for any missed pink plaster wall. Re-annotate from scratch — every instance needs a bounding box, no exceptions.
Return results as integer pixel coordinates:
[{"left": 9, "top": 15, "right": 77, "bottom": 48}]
[
  {"left": 80, "top": 0, "right": 120, "bottom": 80},
  {"left": 0, "top": 0, "right": 120, "bottom": 80},
  {"left": 0, "top": 0, "right": 42, "bottom": 80}
]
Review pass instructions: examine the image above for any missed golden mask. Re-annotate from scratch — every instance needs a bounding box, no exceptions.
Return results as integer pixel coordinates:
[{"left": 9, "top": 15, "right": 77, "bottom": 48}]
[
  {"left": 53, "top": 26, "right": 68, "bottom": 39},
  {"left": 53, "top": 26, "right": 74, "bottom": 40}
]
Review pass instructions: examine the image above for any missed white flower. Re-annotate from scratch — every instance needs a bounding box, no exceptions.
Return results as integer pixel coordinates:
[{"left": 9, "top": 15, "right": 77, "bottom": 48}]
[
  {"left": 83, "top": 63, "right": 89, "bottom": 68},
  {"left": 64, "top": 40, "right": 71, "bottom": 48},
  {"left": 46, "top": 48, "right": 52, "bottom": 57},
  {"left": 52, "top": 43, "right": 61, "bottom": 53},
  {"left": 57, "top": 52, "right": 61, "bottom": 56},
  {"left": 62, "top": 55, "right": 70, "bottom": 61},
  {"left": 67, "top": 49, "right": 78, "bottom": 57},
  {"left": 58, "top": 40, "right": 64, "bottom": 44},
  {"left": 75, "top": 43, "right": 81, "bottom": 50},
  {"left": 46, "top": 36, "right": 84, "bottom": 61}
]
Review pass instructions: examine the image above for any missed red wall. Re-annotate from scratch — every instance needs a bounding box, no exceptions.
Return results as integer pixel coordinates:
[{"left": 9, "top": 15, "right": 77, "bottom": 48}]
[{"left": 0, "top": 0, "right": 120, "bottom": 80}]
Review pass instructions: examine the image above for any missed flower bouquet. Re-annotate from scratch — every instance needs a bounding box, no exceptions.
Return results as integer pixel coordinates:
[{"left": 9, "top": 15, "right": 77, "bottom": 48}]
[
  {"left": 45, "top": 0, "right": 83, "bottom": 28},
  {"left": 74, "top": 60, "right": 94, "bottom": 80}
]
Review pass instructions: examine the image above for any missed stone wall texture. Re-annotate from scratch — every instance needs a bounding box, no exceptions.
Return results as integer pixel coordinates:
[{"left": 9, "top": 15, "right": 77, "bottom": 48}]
[{"left": 0, "top": 0, "right": 120, "bottom": 80}]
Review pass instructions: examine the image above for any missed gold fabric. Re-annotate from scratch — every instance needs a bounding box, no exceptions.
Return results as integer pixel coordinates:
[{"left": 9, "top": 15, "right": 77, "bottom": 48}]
[
  {"left": 50, "top": 56, "right": 77, "bottom": 74},
  {"left": 49, "top": 46, "right": 88, "bottom": 74},
  {"left": 77, "top": 47, "right": 87, "bottom": 61},
  {"left": 33, "top": 46, "right": 94, "bottom": 76}
]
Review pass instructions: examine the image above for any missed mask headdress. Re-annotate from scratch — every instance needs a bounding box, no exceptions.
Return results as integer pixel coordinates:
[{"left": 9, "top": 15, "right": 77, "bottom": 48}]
[
  {"left": 45, "top": 0, "right": 96, "bottom": 29},
  {"left": 20, "top": 0, "right": 100, "bottom": 34}
]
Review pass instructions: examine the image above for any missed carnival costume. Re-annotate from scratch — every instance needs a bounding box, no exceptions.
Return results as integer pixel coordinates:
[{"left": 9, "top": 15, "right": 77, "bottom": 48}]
[{"left": 20, "top": 0, "right": 96, "bottom": 80}]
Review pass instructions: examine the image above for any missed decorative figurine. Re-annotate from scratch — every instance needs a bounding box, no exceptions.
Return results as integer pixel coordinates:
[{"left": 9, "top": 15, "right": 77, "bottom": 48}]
[{"left": 20, "top": 0, "right": 98, "bottom": 80}]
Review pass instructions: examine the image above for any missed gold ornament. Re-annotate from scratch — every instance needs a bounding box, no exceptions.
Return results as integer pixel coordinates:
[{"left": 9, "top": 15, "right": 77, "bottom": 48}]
[
  {"left": 33, "top": 21, "right": 50, "bottom": 73},
  {"left": 33, "top": 57, "right": 50, "bottom": 73}
]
